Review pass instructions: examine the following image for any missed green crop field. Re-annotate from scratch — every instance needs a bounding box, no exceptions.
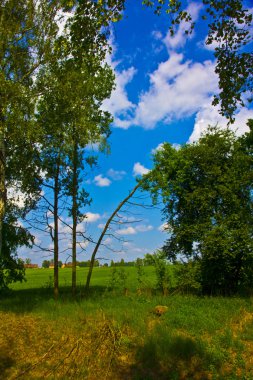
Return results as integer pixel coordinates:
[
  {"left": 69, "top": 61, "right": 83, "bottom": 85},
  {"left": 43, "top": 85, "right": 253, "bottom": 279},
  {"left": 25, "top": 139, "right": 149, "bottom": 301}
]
[{"left": 1, "top": 267, "right": 253, "bottom": 380}]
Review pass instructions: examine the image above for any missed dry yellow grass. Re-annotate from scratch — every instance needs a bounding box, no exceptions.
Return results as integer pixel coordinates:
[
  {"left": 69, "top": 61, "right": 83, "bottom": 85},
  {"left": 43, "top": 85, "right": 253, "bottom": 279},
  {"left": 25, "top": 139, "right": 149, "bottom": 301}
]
[
  {"left": 1, "top": 303, "right": 253, "bottom": 380},
  {"left": 0, "top": 311, "right": 135, "bottom": 380}
]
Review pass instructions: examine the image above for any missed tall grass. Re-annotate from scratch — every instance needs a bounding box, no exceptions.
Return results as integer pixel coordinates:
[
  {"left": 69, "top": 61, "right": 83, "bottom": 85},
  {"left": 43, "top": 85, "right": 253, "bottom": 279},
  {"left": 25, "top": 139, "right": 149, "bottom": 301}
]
[{"left": 1, "top": 267, "right": 253, "bottom": 379}]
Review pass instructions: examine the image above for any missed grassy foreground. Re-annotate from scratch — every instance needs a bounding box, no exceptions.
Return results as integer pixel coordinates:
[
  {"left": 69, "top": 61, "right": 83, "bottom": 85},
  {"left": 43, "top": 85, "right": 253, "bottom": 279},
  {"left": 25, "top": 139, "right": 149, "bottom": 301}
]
[{"left": 0, "top": 268, "right": 253, "bottom": 379}]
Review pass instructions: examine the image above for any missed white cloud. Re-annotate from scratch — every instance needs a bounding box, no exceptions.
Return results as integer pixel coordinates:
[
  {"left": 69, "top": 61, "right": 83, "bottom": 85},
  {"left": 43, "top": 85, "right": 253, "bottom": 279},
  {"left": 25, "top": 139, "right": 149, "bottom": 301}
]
[
  {"left": 158, "top": 223, "right": 171, "bottom": 232},
  {"left": 134, "top": 53, "right": 218, "bottom": 129},
  {"left": 103, "top": 66, "right": 136, "bottom": 118},
  {"left": 135, "top": 224, "right": 153, "bottom": 232},
  {"left": 104, "top": 237, "right": 113, "bottom": 245},
  {"left": 133, "top": 162, "right": 150, "bottom": 176},
  {"left": 122, "top": 241, "right": 149, "bottom": 254},
  {"left": 189, "top": 104, "right": 253, "bottom": 143},
  {"left": 77, "top": 241, "right": 89, "bottom": 250},
  {"left": 151, "top": 142, "right": 165, "bottom": 154},
  {"left": 7, "top": 183, "right": 43, "bottom": 209},
  {"left": 98, "top": 223, "right": 105, "bottom": 229},
  {"left": 7, "top": 187, "right": 26, "bottom": 208},
  {"left": 112, "top": 117, "right": 133, "bottom": 129},
  {"left": 116, "top": 226, "right": 136, "bottom": 235},
  {"left": 172, "top": 143, "right": 181, "bottom": 150},
  {"left": 163, "top": 2, "right": 202, "bottom": 50},
  {"left": 94, "top": 174, "right": 111, "bottom": 187},
  {"left": 116, "top": 224, "right": 153, "bottom": 235},
  {"left": 55, "top": 10, "right": 73, "bottom": 37},
  {"left": 107, "top": 168, "right": 126, "bottom": 180},
  {"left": 85, "top": 212, "right": 101, "bottom": 223},
  {"left": 102, "top": 35, "right": 137, "bottom": 127}
]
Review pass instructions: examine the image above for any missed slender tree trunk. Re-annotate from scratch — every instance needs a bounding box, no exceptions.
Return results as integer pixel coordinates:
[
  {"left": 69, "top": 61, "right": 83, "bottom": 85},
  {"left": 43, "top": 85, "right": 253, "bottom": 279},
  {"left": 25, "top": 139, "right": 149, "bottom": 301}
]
[
  {"left": 53, "top": 158, "right": 60, "bottom": 300},
  {"left": 0, "top": 114, "right": 5, "bottom": 257},
  {"left": 85, "top": 183, "right": 141, "bottom": 292},
  {"left": 72, "top": 140, "right": 78, "bottom": 297}
]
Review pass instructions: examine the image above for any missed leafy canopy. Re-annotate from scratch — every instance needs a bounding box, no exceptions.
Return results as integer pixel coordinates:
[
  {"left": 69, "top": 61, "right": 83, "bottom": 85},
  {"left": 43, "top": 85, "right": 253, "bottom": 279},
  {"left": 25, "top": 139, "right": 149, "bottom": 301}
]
[{"left": 147, "top": 122, "right": 253, "bottom": 294}]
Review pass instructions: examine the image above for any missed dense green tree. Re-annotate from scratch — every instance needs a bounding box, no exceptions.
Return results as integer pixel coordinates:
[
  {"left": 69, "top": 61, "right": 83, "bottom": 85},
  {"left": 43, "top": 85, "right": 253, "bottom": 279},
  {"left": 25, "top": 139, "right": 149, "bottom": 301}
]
[
  {"left": 147, "top": 124, "right": 253, "bottom": 294},
  {"left": 0, "top": 0, "right": 122, "bottom": 289},
  {"left": 0, "top": 0, "right": 76, "bottom": 287},
  {"left": 42, "top": 260, "right": 50, "bottom": 269}
]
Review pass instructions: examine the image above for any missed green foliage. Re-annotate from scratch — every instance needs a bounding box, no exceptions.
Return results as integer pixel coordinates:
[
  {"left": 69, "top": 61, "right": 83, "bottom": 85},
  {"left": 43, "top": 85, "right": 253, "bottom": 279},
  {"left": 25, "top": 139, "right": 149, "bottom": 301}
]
[
  {"left": 108, "top": 266, "right": 129, "bottom": 293},
  {"left": 144, "top": 250, "right": 171, "bottom": 294},
  {"left": 136, "top": 259, "right": 145, "bottom": 289},
  {"left": 0, "top": 0, "right": 120, "bottom": 289},
  {"left": 42, "top": 260, "right": 50, "bottom": 269},
  {"left": 0, "top": 222, "right": 27, "bottom": 289},
  {"left": 174, "top": 261, "right": 201, "bottom": 294},
  {"left": 148, "top": 124, "right": 253, "bottom": 294},
  {"left": 78, "top": 260, "right": 99, "bottom": 268}
]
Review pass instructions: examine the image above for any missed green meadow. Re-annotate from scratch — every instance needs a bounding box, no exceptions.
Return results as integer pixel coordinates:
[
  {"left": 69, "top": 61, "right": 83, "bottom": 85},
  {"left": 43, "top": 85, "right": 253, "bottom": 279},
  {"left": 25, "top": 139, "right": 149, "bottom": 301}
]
[
  {"left": 0, "top": 267, "right": 253, "bottom": 379},
  {"left": 9, "top": 266, "right": 157, "bottom": 291}
]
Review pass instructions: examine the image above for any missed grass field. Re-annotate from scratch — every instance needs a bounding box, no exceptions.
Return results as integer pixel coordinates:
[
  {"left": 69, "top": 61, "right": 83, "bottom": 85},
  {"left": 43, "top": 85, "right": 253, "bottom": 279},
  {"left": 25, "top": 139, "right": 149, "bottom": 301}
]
[{"left": 1, "top": 267, "right": 253, "bottom": 379}]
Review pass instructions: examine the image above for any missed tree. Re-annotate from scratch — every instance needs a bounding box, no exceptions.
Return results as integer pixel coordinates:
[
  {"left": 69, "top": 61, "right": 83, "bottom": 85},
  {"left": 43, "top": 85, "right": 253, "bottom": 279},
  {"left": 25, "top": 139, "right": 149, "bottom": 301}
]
[
  {"left": 144, "top": 250, "right": 170, "bottom": 294},
  {"left": 0, "top": 0, "right": 78, "bottom": 288},
  {"left": 85, "top": 183, "right": 141, "bottom": 291},
  {"left": 42, "top": 260, "right": 50, "bottom": 269},
  {"left": 147, "top": 124, "right": 253, "bottom": 294},
  {"left": 35, "top": 6, "right": 114, "bottom": 297},
  {"left": 0, "top": 0, "right": 123, "bottom": 288}
]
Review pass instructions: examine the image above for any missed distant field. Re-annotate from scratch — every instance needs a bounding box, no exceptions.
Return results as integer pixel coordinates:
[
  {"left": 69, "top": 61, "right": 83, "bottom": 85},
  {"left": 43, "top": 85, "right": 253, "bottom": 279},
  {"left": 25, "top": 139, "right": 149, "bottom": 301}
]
[
  {"left": 1, "top": 267, "right": 253, "bottom": 379},
  {"left": 10, "top": 266, "right": 158, "bottom": 291}
]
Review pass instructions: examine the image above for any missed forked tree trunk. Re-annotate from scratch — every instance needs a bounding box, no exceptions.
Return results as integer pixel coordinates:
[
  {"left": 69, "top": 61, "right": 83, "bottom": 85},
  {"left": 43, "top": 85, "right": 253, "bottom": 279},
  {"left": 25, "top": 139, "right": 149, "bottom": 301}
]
[{"left": 85, "top": 183, "right": 141, "bottom": 292}]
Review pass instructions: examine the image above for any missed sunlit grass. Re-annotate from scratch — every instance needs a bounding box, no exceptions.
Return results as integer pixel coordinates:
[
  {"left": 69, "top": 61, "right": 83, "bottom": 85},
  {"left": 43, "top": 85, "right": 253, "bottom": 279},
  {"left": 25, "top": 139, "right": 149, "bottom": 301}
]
[{"left": 1, "top": 267, "right": 253, "bottom": 379}]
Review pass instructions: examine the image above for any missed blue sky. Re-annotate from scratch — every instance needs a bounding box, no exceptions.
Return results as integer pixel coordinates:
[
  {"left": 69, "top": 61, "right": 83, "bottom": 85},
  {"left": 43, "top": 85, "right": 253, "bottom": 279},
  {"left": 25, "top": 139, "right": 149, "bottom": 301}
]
[{"left": 21, "top": 0, "right": 253, "bottom": 265}]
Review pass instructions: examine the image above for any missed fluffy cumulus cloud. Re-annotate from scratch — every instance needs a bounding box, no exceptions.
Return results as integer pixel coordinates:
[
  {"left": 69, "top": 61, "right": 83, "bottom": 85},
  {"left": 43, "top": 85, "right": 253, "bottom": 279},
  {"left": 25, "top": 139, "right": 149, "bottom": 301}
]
[
  {"left": 103, "top": 67, "right": 136, "bottom": 121},
  {"left": 102, "top": 3, "right": 251, "bottom": 135},
  {"left": 94, "top": 174, "right": 111, "bottom": 187},
  {"left": 133, "top": 162, "right": 150, "bottom": 176},
  {"left": 134, "top": 53, "right": 218, "bottom": 129},
  {"left": 85, "top": 212, "right": 101, "bottom": 223},
  {"left": 189, "top": 104, "right": 253, "bottom": 143},
  {"left": 102, "top": 35, "right": 137, "bottom": 129}
]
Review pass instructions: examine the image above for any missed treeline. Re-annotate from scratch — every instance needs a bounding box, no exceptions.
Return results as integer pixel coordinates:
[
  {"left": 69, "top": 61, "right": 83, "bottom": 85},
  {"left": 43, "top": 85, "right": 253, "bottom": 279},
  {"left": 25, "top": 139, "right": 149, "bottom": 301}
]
[{"left": 42, "top": 260, "right": 100, "bottom": 268}]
